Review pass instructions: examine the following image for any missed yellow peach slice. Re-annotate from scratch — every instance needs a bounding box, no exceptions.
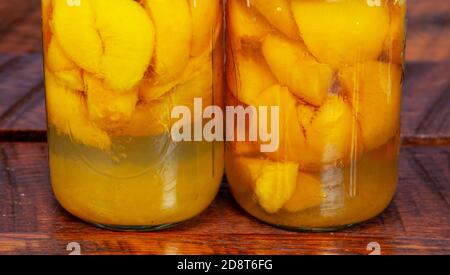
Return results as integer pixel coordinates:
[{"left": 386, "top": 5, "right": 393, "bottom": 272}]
[
  {"left": 254, "top": 160, "right": 299, "bottom": 214},
  {"left": 226, "top": 93, "right": 259, "bottom": 157},
  {"left": 117, "top": 99, "right": 171, "bottom": 137},
  {"left": 46, "top": 38, "right": 84, "bottom": 91},
  {"left": 91, "top": 0, "right": 155, "bottom": 91},
  {"left": 174, "top": 68, "right": 213, "bottom": 105},
  {"left": 52, "top": 0, "right": 100, "bottom": 72},
  {"left": 140, "top": 51, "right": 212, "bottom": 102},
  {"left": 235, "top": 157, "right": 299, "bottom": 213},
  {"left": 250, "top": 0, "right": 299, "bottom": 40},
  {"left": 225, "top": 46, "right": 237, "bottom": 94},
  {"left": 121, "top": 91, "right": 213, "bottom": 138},
  {"left": 169, "top": 60, "right": 214, "bottom": 110},
  {"left": 122, "top": 65, "right": 213, "bottom": 137},
  {"left": 283, "top": 172, "right": 325, "bottom": 212},
  {"left": 233, "top": 141, "right": 260, "bottom": 156},
  {"left": 144, "top": 0, "right": 192, "bottom": 84},
  {"left": 339, "top": 61, "right": 402, "bottom": 151},
  {"left": 45, "top": 70, "right": 111, "bottom": 151},
  {"left": 296, "top": 95, "right": 363, "bottom": 169},
  {"left": 138, "top": 79, "right": 177, "bottom": 103},
  {"left": 227, "top": 0, "right": 272, "bottom": 49},
  {"left": 189, "top": 0, "right": 221, "bottom": 57},
  {"left": 253, "top": 85, "right": 305, "bottom": 163},
  {"left": 227, "top": 53, "right": 277, "bottom": 106},
  {"left": 253, "top": 88, "right": 362, "bottom": 170},
  {"left": 261, "top": 34, "right": 333, "bottom": 106},
  {"left": 232, "top": 157, "right": 267, "bottom": 189},
  {"left": 263, "top": 33, "right": 314, "bottom": 62},
  {"left": 52, "top": 0, "right": 154, "bottom": 90},
  {"left": 84, "top": 74, "right": 138, "bottom": 133},
  {"left": 212, "top": 25, "right": 225, "bottom": 108},
  {"left": 291, "top": 0, "right": 389, "bottom": 68}
]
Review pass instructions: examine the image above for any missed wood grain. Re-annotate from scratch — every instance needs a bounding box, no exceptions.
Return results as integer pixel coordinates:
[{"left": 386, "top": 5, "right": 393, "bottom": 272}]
[
  {"left": 0, "top": 1, "right": 42, "bottom": 54},
  {"left": 0, "top": 142, "right": 448, "bottom": 255},
  {"left": 406, "top": 0, "right": 450, "bottom": 63},
  {"left": 402, "top": 62, "right": 450, "bottom": 144},
  {"left": 0, "top": 53, "right": 46, "bottom": 138}
]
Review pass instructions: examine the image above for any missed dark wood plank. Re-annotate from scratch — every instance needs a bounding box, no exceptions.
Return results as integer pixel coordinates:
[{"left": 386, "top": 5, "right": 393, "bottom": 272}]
[
  {"left": 406, "top": 0, "right": 450, "bottom": 63},
  {"left": 402, "top": 62, "right": 450, "bottom": 144},
  {"left": 0, "top": 142, "right": 448, "bottom": 255},
  {"left": 0, "top": 53, "right": 46, "bottom": 134},
  {"left": 0, "top": 0, "right": 42, "bottom": 54},
  {"left": 0, "top": 233, "right": 447, "bottom": 255}
]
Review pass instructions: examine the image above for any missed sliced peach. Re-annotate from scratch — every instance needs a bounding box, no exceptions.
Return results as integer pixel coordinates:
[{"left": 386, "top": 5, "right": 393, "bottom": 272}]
[
  {"left": 144, "top": 0, "right": 191, "bottom": 84},
  {"left": 46, "top": 38, "right": 84, "bottom": 91},
  {"left": 52, "top": 0, "right": 100, "bottom": 72},
  {"left": 140, "top": 51, "right": 212, "bottom": 102},
  {"left": 227, "top": 53, "right": 277, "bottom": 106},
  {"left": 226, "top": 90, "right": 259, "bottom": 156},
  {"left": 250, "top": 0, "right": 300, "bottom": 40},
  {"left": 233, "top": 141, "right": 260, "bottom": 156},
  {"left": 121, "top": 64, "right": 213, "bottom": 137},
  {"left": 84, "top": 74, "right": 138, "bottom": 133},
  {"left": 121, "top": 92, "right": 214, "bottom": 138},
  {"left": 236, "top": 157, "right": 299, "bottom": 213},
  {"left": 227, "top": 0, "right": 272, "bottom": 49},
  {"left": 117, "top": 98, "right": 171, "bottom": 137},
  {"left": 291, "top": 0, "right": 389, "bottom": 68},
  {"left": 45, "top": 70, "right": 111, "bottom": 150},
  {"left": 339, "top": 61, "right": 402, "bottom": 151},
  {"left": 254, "top": 160, "right": 299, "bottom": 213},
  {"left": 283, "top": 172, "right": 325, "bottom": 212},
  {"left": 138, "top": 79, "right": 177, "bottom": 103},
  {"left": 253, "top": 85, "right": 305, "bottom": 163},
  {"left": 189, "top": 0, "right": 221, "bottom": 56},
  {"left": 253, "top": 88, "right": 362, "bottom": 170},
  {"left": 233, "top": 157, "right": 269, "bottom": 189},
  {"left": 212, "top": 23, "right": 225, "bottom": 108},
  {"left": 296, "top": 95, "right": 364, "bottom": 169},
  {"left": 52, "top": 0, "right": 155, "bottom": 90},
  {"left": 174, "top": 67, "right": 213, "bottom": 105},
  {"left": 261, "top": 34, "right": 333, "bottom": 106},
  {"left": 93, "top": 0, "right": 155, "bottom": 91}
]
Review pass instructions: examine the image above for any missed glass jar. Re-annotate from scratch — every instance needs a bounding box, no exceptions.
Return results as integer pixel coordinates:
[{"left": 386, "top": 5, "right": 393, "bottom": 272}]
[
  {"left": 226, "top": 0, "right": 406, "bottom": 231},
  {"left": 42, "top": 0, "right": 224, "bottom": 230}
]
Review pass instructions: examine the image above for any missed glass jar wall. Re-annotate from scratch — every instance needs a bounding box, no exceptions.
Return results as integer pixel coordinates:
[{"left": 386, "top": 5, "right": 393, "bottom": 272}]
[
  {"left": 42, "top": 0, "right": 224, "bottom": 230},
  {"left": 225, "top": 0, "right": 406, "bottom": 230}
]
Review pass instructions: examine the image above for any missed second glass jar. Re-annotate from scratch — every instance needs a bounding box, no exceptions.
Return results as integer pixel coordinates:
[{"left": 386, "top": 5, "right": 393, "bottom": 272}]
[{"left": 225, "top": 0, "right": 406, "bottom": 230}]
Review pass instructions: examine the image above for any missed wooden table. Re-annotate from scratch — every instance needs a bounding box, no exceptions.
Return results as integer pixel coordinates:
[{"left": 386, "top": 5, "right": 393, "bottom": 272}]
[{"left": 0, "top": 0, "right": 449, "bottom": 255}]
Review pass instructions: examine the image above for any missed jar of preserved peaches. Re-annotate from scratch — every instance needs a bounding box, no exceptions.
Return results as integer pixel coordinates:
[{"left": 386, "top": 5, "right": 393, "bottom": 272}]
[
  {"left": 226, "top": 0, "right": 406, "bottom": 230},
  {"left": 42, "top": 0, "right": 224, "bottom": 230}
]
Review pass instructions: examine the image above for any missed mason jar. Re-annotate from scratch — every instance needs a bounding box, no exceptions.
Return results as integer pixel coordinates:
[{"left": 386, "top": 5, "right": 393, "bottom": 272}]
[
  {"left": 225, "top": 0, "right": 406, "bottom": 230},
  {"left": 42, "top": 0, "right": 224, "bottom": 230}
]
